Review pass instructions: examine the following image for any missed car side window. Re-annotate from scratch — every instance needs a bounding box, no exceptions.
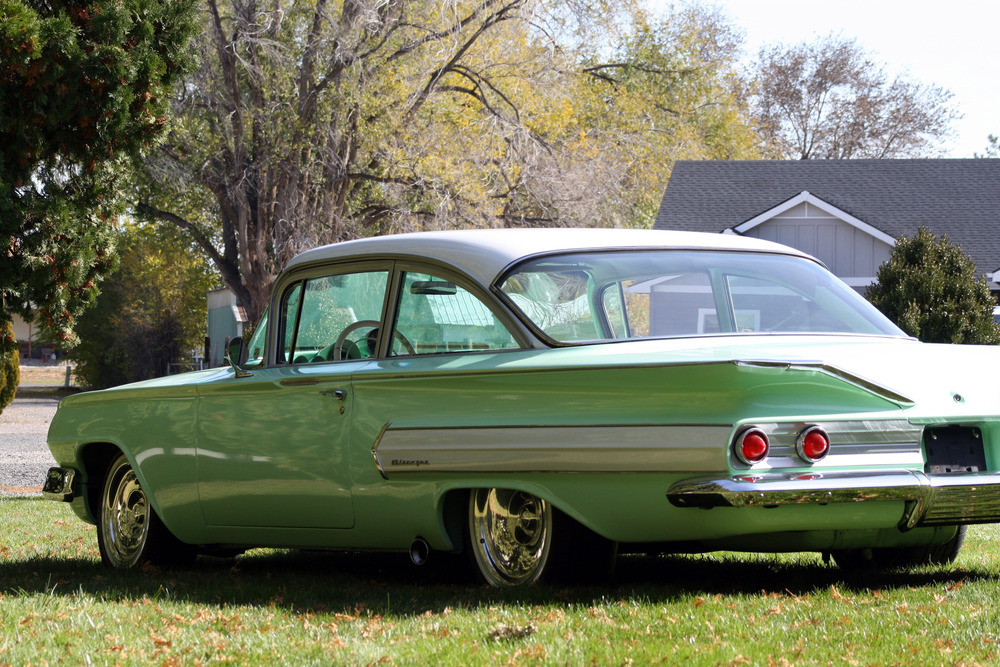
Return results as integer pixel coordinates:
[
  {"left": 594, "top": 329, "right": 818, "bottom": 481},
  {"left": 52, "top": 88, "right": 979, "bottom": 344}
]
[
  {"left": 278, "top": 270, "right": 390, "bottom": 363},
  {"left": 391, "top": 271, "right": 519, "bottom": 356}
]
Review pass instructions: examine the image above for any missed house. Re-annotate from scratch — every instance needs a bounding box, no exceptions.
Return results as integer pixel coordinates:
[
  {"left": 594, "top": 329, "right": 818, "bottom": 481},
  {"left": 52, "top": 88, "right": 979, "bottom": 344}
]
[
  {"left": 11, "top": 312, "right": 60, "bottom": 361},
  {"left": 11, "top": 313, "right": 35, "bottom": 359},
  {"left": 654, "top": 159, "right": 1000, "bottom": 295},
  {"left": 207, "top": 288, "right": 250, "bottom": 367}
]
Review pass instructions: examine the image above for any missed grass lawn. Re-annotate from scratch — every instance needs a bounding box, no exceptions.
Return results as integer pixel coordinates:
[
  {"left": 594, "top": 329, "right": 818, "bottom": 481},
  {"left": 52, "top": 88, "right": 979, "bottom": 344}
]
[
  {"left": 3, "top": 497, "right": 1000, "bottom": 665},
  {"left": 17, "top": 364, "right": 75, "bottom": 388}
]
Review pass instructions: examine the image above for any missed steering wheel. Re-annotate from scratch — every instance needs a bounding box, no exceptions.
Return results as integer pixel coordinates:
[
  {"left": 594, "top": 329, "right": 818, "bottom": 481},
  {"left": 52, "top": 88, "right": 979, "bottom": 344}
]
[{"left": 332, "top": 320, "right": 415, "bottom": 360}]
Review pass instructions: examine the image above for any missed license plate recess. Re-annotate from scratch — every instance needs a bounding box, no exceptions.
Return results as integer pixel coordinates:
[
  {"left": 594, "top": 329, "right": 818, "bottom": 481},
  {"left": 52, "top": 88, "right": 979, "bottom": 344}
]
[{"left": 924, "top": 425, "right": 987, "bottom": 474}]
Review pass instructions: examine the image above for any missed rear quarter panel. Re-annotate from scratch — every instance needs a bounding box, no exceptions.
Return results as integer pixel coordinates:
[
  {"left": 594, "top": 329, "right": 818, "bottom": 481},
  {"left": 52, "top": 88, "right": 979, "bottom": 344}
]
[{"left": 346, "top": 347, "right": 908, "bottom": 545}]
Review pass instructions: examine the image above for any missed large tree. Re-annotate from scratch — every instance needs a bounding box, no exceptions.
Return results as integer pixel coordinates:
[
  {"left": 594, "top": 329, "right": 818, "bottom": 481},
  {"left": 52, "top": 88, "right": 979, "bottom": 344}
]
[
  {"left": 0, "top": 0, "right": 198, "bottom": 365},
  {"left": 562, "top": 4, "right": 760, "bottom": 224},
  {"left": 977, "top": 134, "right": 1000, "bottom": 158},
  {"left": 748, "top": 34, "right": 959, "bottom": 159},
  {"left": 73, "top": 223, "right": 217, "bottom": 389},
  {"left": 137, "top": 0, "right": 760, "bottom": 323}
]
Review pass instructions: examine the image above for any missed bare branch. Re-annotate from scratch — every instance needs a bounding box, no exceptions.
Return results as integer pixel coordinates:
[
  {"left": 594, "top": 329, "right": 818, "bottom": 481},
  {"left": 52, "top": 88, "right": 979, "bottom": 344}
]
[{"left": 749, "top": 34, "right": 958, "bottom": 159}]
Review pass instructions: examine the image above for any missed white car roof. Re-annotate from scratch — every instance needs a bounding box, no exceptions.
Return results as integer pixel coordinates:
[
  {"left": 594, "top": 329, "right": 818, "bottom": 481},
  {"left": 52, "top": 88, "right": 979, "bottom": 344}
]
[{"left": 284, "top": 228, "right": 812, "bottom": 287}]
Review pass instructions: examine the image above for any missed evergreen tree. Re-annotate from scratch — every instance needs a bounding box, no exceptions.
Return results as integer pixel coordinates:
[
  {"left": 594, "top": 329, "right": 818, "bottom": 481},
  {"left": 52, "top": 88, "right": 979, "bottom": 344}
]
[
  {"left": 0, "top": 321, "right": 19, "bottom": 414},
  {"left": 0, "top": 0, "right": 198, "bottom": 387},
  {"left": 866, "top": 227, "right": 1000, "bottom": 344}
]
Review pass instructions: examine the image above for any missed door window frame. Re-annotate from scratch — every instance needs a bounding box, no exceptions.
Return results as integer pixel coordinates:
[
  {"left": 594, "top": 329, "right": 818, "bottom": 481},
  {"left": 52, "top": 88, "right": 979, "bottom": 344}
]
[
  {"left": 383, "top": 261, "right": 530, "bottom": 357},
  {"left": 259, "top": 258, "right": 531, "bottom": 367},
  {"left": 268, "top": 260, "right": 395, "bottom": 366}
]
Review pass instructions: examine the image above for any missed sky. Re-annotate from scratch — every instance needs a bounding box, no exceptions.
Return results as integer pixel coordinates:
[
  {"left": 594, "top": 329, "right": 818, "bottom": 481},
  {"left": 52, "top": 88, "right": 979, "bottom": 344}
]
[{"left": 692, "top": 0, "right": 998, "bottom": 158}]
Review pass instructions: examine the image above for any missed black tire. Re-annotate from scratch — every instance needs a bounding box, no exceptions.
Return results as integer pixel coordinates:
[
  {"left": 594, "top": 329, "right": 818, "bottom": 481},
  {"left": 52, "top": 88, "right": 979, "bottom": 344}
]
[
  {"left": 467, "top": 488, "right": 617, "bottom": 586},
  {"left": 830, "top": 525, "right": 966, "bottom": 570},
  {"left": 97, "top": 453, "right": 195, "bottom": 569},
  {"left": 547, "top": 508, "right": 618, "bottom": 584}
]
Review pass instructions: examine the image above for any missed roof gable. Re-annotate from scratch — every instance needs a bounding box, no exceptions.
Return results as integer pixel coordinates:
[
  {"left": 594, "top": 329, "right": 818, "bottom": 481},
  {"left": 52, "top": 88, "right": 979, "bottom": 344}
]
[{"left": 733, "top": 190, "right": 897, "bottom": 246}]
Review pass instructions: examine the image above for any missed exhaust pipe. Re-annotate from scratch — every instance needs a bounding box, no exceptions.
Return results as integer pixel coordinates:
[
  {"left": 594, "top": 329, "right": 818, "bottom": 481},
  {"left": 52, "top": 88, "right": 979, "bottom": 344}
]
[{"left": 409, "top": 538, "right": 430, "bottom": 566}]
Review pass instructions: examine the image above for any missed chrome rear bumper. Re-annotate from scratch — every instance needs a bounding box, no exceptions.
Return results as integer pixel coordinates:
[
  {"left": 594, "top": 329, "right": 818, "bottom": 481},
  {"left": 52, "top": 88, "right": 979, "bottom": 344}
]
[{"left": 667, "top": 470, "right": 1000, "bottom": 530}]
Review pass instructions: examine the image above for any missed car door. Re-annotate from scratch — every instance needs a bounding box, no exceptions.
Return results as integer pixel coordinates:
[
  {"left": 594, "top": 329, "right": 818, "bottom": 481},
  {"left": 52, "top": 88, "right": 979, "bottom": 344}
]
[
  {"left": 196, "top": 265, "right": 392, "bottom": 529},
  {"left": 348, "top": 266, "right": 527, "bottom": 485}
]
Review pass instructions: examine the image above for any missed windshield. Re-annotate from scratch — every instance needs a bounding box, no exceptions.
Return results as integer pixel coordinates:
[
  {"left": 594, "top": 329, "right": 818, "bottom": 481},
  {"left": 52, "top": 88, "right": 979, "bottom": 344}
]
[{"left": 498, "top": 250, "right": 905, "bottom": 343}]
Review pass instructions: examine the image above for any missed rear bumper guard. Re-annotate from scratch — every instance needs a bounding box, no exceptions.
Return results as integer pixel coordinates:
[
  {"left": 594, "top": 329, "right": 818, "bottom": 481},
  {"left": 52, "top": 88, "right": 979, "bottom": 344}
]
[
  {"left": 42, "top": 467, "right": 77, "bottom": 502},
  {"left": 667, "top": 470, "right": 1000, "bottom": 530}
]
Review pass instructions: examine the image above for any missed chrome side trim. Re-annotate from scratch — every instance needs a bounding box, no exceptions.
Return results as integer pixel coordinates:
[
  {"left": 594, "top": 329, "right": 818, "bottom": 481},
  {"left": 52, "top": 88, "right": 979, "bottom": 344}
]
[
  {"left": 42, "top": 467, "right": 77, "bottom": 502},
  {"left": 371, "top": 422, "right": 393, "bottom": 480},
  {"left": 373, "top": 424, "right": 731, "bottom": 476},
  {"left": 666, "top": 470, "right": 1000, "bottom": 530},
  {"left": 733, "top": 359, "right": 914, "bottom": 405}
]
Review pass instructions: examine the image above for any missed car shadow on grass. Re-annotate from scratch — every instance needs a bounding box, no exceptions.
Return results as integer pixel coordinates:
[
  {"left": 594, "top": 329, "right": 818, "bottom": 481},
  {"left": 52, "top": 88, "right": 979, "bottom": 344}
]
[{"left": 1, "top": 548, "right": 993, "bottom": 616}]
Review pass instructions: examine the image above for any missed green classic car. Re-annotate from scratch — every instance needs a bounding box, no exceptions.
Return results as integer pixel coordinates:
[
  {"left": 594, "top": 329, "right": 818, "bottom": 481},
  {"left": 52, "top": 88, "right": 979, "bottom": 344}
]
[{"left": 43, "top": 228, "right": 1000, "bottom": 585}]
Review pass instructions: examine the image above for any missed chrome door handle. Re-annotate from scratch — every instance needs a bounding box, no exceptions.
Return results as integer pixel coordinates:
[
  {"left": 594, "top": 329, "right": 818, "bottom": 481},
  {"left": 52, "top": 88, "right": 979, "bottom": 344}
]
[{"left": 320, "top": 388, "right": 347, "bottom": 401}]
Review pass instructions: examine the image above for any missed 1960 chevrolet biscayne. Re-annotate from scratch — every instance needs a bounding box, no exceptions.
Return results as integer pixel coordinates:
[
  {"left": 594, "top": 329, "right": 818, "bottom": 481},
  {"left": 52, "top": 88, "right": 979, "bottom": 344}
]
[{"left": 43, "top": 228, "right": 1000, "bottom": 585}]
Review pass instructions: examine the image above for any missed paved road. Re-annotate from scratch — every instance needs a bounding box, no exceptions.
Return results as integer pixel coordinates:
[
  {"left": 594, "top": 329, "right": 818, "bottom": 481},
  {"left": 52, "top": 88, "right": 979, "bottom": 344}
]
[{"left": 0, "top": 387, "right": 60, "bottom": 496}]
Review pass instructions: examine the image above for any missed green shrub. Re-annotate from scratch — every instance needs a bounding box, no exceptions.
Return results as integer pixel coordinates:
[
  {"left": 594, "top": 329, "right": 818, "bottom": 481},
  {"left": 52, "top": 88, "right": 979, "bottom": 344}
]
[
  {"left": 0, "top": 320, "right": 19, "bottom": 414},
  {"left": 866, "top": 227, "right": 1000, "bottom": 344}
]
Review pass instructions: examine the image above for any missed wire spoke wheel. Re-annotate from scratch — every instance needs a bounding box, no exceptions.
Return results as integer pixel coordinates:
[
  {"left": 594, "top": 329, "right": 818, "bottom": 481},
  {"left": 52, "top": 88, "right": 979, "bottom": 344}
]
[{"left": 469, "top": 488, "right": 552, "bottom": 586}]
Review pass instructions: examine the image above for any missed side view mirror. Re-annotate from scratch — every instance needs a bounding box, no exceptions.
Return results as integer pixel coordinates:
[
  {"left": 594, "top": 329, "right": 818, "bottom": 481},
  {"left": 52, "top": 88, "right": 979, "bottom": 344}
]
[{"left": 226, "top": 337, "right": 253, "bottom": 378}]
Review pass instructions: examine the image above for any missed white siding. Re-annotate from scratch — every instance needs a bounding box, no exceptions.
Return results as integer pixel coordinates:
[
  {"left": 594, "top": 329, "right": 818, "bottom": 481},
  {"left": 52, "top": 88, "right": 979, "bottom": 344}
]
[
  {"left": 11, "top": 313, "right": 31, "bottom": 341},
  {"left": 742, "top": 202, "right": 892, "bottom": 286}
]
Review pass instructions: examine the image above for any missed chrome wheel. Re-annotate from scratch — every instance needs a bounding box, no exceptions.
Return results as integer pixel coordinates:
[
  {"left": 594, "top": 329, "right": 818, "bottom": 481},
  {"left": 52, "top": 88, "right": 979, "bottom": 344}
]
[
  {"left": 99, "top": 455, "right": 152, "bottom": 568},
  {"left": 469, "top": 488, "right": 552, "bottom": 586}
]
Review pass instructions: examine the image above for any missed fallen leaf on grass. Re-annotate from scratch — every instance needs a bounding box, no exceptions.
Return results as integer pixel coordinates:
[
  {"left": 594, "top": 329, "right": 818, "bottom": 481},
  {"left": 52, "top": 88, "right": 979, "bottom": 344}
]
[
  {"left": 487, "top": 624, "right": 536, "bottom": 642},
  {"left": 510, "top": 643, "right": 546, "bottom": 661},
  {"left": 148, "top": 632, "right": 172, "bottom": 647},
  {"left": 830, "top": 584, "right": 853, "bottom": 603},
  {"left": 138, "top": 561, "right": 162, "bottom": 575}
]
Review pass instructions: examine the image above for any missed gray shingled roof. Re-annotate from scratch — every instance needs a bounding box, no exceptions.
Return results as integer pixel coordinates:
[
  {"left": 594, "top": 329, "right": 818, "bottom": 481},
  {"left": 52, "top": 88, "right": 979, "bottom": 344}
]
[{"left": 655, "top": 159, "right": 1000, "bottom": 275}]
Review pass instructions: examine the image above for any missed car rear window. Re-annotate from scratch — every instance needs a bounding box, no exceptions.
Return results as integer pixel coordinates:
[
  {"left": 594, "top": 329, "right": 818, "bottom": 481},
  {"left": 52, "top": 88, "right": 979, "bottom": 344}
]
[{"left": 498, "top": 250, "right": 905, "bottom": 343}]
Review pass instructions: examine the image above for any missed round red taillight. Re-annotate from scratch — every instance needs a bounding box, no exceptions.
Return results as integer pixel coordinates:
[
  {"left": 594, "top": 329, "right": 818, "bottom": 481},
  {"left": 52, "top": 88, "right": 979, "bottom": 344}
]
[
  {"left": 797, "top": 426, "right": 830, "bottom": 463},
  {"left": 735, "top": 428, "right": 769, "bottom": 465}
]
